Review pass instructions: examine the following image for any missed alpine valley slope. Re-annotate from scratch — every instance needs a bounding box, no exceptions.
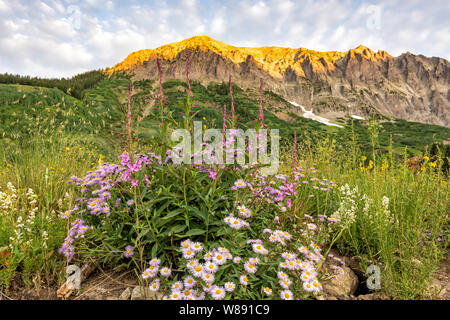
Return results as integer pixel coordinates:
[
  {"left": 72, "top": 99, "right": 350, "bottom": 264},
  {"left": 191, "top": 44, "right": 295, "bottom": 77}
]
[{"left": 107, "top": 36, "right": 450, "bottom": 127}]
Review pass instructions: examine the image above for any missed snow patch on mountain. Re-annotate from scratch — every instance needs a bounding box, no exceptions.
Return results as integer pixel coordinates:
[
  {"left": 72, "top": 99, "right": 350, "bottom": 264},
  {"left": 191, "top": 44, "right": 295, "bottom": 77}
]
[{"left": 289, "top": 101, "right": 344, "bottom": 128}]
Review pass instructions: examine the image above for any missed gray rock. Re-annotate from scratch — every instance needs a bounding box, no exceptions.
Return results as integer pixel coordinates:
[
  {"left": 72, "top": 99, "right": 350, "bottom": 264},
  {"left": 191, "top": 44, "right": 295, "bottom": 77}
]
[
  {"left": 322, "top": 264, "right": 359, "bottom": 297},
  {"left": 131, "top": 286, "right": 157, "bottom": 300},
  {"left": 119, "top": 287, "right": 132, "bottom": 300}
]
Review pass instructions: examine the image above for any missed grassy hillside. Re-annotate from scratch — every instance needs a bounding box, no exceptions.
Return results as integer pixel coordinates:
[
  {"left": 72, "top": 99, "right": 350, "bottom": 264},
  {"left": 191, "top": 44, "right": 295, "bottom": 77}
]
[{"left": 0, "top": 75, "right": 448, "bottom": 299}]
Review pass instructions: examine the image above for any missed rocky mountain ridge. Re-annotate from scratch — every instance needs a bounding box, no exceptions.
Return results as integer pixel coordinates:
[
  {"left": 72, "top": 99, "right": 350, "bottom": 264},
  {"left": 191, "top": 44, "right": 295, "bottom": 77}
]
[{"left": 107, "top": 36, "right": 450, "bottom": 127}]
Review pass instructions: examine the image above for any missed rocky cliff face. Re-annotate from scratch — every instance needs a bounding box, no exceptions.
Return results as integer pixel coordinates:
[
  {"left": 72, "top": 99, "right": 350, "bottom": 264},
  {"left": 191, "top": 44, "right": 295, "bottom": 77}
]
[{"left": 108, "top": 36, "right": 450, "bottom": 127}]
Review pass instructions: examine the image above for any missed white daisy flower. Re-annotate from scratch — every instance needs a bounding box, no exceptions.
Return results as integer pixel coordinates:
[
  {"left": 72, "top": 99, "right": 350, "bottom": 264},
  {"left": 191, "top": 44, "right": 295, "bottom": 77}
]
[
  {"left": 201, "top": 272, "right": 215, "bottom": 283},
  {"left": 244, "top": 261, "right": 257, "bottom": 274},
  {"left": 184, "top": 276, "right": 196, "bottom": 289},
  {"left": 224, "top": 282, "right": 236, "bottom": 292},
  {"left": 280, "top": 289, "right": 293, "bottom": 300},
  {"left": 160, "top": 267, "right": 171, "bottom": 277},
  {"left": 204, "top": 262, "right": 218, "bottom": 273},
  {"left": 263, "top": 287, "right": 273, "bottom": 296},
  {"left": 171, "top": 281, "right": 183, "bottom": 291},
  {"left": 211, "top": 286, "right": 226, "bottom": 300},
  {"left": 149, "top": 279, "right": 160, "bottom": 292}
]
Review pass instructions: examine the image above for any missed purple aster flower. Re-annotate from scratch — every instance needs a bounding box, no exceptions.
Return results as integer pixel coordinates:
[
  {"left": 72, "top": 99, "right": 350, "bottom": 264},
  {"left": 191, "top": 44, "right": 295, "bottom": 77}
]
[
  {"left": 124, "top": 245, "right": 134, "bottom": 258},
  {"left": 208, "top": 168, "right": 217, "bottom": 180}
]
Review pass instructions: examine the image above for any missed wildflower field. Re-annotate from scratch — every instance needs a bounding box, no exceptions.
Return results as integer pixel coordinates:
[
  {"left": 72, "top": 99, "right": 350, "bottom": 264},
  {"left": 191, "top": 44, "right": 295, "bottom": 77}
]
[{"left": 0, "top": 63, "right": 449, "bottom": 300}]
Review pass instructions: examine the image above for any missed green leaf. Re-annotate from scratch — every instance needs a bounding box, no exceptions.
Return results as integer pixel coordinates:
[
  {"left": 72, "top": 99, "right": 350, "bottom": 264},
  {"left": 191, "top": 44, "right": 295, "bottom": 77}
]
[
  {"left": 168, "top": 224, "right": 187, "bottom": 235},
  {"left": 179, "top": 228, "right": 206, "bottom": 237},
  {"left": 161, "top": 208, "right": 184, "bottom": 220},
  {"left": 151, "top": 243, "right": 158, "bottom": 258}
]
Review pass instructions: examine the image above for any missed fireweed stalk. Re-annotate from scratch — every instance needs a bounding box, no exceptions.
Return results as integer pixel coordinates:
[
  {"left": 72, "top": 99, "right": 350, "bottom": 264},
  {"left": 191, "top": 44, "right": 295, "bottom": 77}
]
[
  {"left": 157, "top": 57, "right": 164, "bottom": 128},
  {"left": 229, "top": 75, "right": 236, "bottom": 127},
  {"left": 258, "top": 78, "right": 265, "bottom": 128},
  {"left": 186, "top": 51, "right": 192, "bottom": 98},
  {"left": 222, "top": 104, "right": 227, "bottom": 145}
]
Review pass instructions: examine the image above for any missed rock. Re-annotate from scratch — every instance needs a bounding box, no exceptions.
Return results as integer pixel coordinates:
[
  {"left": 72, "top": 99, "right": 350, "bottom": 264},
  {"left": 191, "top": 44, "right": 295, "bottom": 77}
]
[
  {"left": 117, "top": 37, "right": 450, "bottom": 127},
  {"left": 356, "top": 293, "right": 388, "bottom": 300},
  {"left": 106, "top": 296, "right": 118, "bottom": 300},
  {"left": 314, "top": 292, "right": 338, "bottom": 300},
  {"left": 427, "top": 278, "right": 446, "bottom": 299},
  {"left": 131, "top": 286, "right": 157, "bottom": 300},
  {"left": 322, "top": 264, "right": 359, "bottom": 298},
  {"left": 357, "top": 294, "right": 373, "bottom": 300},
  {"left": 119, "top": 287, "right": 132, "bottom": 300}
]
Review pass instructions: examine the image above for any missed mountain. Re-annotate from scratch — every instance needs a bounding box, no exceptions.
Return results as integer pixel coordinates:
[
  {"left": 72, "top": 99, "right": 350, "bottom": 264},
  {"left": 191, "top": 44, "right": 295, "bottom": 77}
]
[{"left": 107, "top": 36, "right": 450, "bottom": 128}]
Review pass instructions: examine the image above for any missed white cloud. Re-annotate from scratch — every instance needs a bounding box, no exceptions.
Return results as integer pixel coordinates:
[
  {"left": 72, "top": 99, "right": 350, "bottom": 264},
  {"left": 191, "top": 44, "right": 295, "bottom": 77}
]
[{"left": 0, "top": 0, "right": 448, "bottom": 78}]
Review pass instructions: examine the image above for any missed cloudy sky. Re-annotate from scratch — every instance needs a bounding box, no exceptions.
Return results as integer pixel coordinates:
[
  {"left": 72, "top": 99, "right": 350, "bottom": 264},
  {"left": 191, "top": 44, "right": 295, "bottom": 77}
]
[{"left": 1, "top": 0, "right": 449, "bottom": 78}]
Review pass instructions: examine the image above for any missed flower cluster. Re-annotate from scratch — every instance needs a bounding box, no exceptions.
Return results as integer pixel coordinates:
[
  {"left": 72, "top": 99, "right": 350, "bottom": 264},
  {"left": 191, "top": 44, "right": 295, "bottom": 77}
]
[
  {"left": 0, "top": 182, "right": 17, "bottom": 215},
  {"left": 58, "top": 218, "right": 90, "bottom": 261}
]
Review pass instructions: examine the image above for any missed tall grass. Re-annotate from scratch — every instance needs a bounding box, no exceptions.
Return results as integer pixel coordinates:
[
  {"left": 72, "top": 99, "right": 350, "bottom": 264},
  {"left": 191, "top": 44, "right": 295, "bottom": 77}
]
[{"left": 288, "top": 128, "right": 449, "bottom": 299}]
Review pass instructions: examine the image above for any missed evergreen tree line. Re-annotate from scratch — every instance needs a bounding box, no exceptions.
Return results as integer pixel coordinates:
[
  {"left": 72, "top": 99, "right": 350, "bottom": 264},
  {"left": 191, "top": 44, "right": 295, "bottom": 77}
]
[{"left": 0, "top": 70, "right": 105, "bottom": 99}]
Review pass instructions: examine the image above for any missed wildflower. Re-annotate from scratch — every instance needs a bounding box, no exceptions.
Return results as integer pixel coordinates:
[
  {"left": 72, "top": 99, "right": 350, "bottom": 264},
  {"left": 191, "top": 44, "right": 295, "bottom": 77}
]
[
  {"left": 160, "top": 267, "right": 171, "bottom": 277},
  {"left": 233, "top": 179, "right": 247, "bottom": 189},
  {"left": 191, "top": 242, "right": 203, "bottom": 252},
  {"left": 280, "top": 278, "right": 292, "bottom": 289},
  {"left": 142, "top": 268, "right": 152, "bottom": 279},
  {"left": 181, "top": 239, "right": 192, "bottom": 250},
  {"left": 191, "top": 265, "right": 204, "bottom": 277},
  {"left": 252, "top": 243, "right": 268, "bottom": 255},
  {"left": 172, "top": 281, "right": 183, "bottom": 291},
  {"left": 237, "top": 205, "right": 252, "bottom": 218},
  {"left": 211, "top": 286, "right": 226, "bottom": 300},
  {"left": 307, "top": 223, "right": 317, "bottom": 231},
  {"left": 248, "top": 257, "right": 260, "bottom": 265},
  {"left": 201, "top": 272, "right": 215, "bottom": 283},
  {"left": 240, "top": 275, "right": 249, "bottom": 286},
  {"left": 244, "top": 261, "right": 257, "bottom": 274},
  {"left": 303, "top": 282, "right": 314, "bottom": 292},
  {"left": 280, "top": 290, "right": 293, "bottom": 300},
  {"left": 233, "top": 257, "right": 241, "bottom": 264},
  {"left": 126, "top": 199, "right": 135, "bottom": 206},
  {"left": 224, "top": 215, "right": 248, "bottom": 230},
  {"left": 282, "top": 252, "right": 297, "bottom": 260},
  {"left": 269, "top": 234, "right": 279, "bottom": 243},
  {"left": 212, "top": 253, "right": 227, "bottom": 265},
  {"left": 311, "top": 280, "right": 323, "bottom": 292},
  {"left": 149, "top": 279, "right": 160, "bottom": 291},
  {"left": 149, "top": 258, "right": 161, "bottom": 266},
  {"left": 204, "top": 262, "right": 219, "bottom": 273},
  {"left": 184, "top": 276, "right": 196, "bottom": 288},
  {"left": 208, "top": 168, "right": 217, "bottom": 180},
  {"left": 187, "top": 259, "right": 199, "bottom": 269},
  {"left": 124, "top": 245, "right": 134, "bottom": 258},
  {"left": 277, "top": 271, "right": 288, "bottom": 280},
  {"left": 182, "top": 248, "right": 196, "bottom": 259},
  {"left": 195, "top": 291, "right": 206, "bottom": 300},
  {"left": 224, "top": 282, "right": 236, "bottom": 292},
  {"left": 298, "top": 246, "right": 309, "bottom": 253},
  {"left": 183, "top": 289, "right": 194, "bottom": 300},
  {"left": 170, "top": 291, "right": 181, "bottom": 300},
  {"left": 217, "top": 247, "right": 230, "bottom": 254},
  {"left": 263, "top": 287, "right": 272, "bottom": 296}
]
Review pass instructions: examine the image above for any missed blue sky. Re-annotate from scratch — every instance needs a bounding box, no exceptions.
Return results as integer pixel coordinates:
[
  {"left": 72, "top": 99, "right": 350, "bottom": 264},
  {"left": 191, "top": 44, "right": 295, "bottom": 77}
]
[{"left": 0, "top": 0, "right": 449, "bottom": 78}]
